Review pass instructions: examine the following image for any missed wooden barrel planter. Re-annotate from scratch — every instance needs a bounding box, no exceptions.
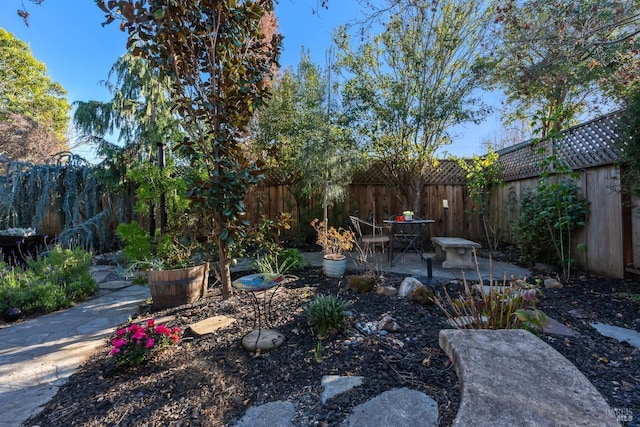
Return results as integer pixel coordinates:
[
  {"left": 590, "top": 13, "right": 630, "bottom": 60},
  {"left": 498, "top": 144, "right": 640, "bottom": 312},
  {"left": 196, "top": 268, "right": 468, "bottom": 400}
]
[{"left": 147, "top": 262, "right": 210, "bottom": 309}]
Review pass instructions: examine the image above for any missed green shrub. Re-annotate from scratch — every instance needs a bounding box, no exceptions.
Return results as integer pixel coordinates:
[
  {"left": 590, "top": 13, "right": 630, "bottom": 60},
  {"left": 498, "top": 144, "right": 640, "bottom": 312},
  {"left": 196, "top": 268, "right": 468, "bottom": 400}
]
[
  {"left": 255, "top": 248, "right": 306, "bottom": 274},
  {"left": 116, "top": 222, "right": 152, "bottom": 264},
  {"left": 0, "top": 245, "right": 96, "bottom": 316},
  {"left": 514, "top": 179, "right": 588, "bottom": 275},
  {"left": 279, "top": 248, "right": 305, "bottom": 271},
  {"left": 306, "top": 294, "right": 352, "bottom": 336}
]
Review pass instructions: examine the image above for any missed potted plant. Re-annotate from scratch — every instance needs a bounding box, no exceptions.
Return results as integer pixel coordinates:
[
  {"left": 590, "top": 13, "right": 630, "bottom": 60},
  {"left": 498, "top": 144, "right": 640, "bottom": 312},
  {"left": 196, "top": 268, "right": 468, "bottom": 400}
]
[
  {"left": 311, "top": 219, "right": 356, "bottom": 278},
  {"left": 116, "top": 222, "right": 210, "bottom": 309}
]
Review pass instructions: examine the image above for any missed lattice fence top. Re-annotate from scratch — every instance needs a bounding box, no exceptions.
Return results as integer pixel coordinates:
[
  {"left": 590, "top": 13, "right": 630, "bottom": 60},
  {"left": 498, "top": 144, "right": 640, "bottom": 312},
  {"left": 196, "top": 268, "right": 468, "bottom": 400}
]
[
  {"left": 351, "top": 160, "right": 467, "bottom": 185},
  {"left": 264, "top": 110, "right": 626, "bottom": 186},
  {"left": 498, "top": 110, "right": 624, "bottom": 182}
]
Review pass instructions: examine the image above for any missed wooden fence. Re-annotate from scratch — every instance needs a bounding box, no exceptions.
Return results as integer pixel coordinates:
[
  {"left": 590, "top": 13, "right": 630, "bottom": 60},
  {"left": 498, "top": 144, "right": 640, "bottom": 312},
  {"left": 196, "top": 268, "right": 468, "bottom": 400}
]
[
  {"left": 9, "top": 110, "right": 635, "bottom": 279},
  {"left": 252, "top": 111, "right": 631, "bottom": 279}
]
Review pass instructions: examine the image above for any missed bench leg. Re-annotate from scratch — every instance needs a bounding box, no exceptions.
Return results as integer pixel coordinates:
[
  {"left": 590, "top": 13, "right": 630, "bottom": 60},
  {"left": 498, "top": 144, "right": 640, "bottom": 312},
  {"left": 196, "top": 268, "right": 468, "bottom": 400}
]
[
  {"left": 441, "top": 247, "right": 475, "bottom": 269},
  {"left": 434, "top": 245, "right": 447, "bottom": 262}
]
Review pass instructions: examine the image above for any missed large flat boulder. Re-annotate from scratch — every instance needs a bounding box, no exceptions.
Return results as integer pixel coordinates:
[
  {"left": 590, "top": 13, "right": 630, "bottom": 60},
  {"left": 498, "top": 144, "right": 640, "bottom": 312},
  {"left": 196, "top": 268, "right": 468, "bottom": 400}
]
[{"left": 439, "top": 329, "right": 620, "bottom": 427}]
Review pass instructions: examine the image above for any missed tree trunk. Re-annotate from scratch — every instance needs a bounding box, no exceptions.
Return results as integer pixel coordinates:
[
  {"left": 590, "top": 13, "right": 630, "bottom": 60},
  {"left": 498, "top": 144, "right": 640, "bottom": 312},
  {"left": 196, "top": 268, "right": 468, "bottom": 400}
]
[{"left": 217, "top": 240, "right": 233, "bottom": 300}]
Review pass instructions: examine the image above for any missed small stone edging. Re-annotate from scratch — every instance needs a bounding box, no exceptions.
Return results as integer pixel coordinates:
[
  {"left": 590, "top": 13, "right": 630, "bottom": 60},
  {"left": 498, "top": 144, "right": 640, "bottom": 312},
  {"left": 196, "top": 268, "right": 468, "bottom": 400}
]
[{"left": 438, "top": 329, "right": 621, "bottom": 427}]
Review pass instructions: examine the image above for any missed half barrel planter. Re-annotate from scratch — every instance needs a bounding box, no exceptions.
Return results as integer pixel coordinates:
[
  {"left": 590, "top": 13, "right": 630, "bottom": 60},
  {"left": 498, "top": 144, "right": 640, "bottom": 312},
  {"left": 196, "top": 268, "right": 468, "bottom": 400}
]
[{"left": 147, "top": 262, "right": 210, "bottom": 308}]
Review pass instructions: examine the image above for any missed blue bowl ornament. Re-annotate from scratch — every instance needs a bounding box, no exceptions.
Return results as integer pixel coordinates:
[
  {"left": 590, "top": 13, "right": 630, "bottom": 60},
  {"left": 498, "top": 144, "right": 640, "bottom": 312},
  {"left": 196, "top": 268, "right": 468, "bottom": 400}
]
[{"left": 232, "top": 273, "right": 285, "bottom": 292}]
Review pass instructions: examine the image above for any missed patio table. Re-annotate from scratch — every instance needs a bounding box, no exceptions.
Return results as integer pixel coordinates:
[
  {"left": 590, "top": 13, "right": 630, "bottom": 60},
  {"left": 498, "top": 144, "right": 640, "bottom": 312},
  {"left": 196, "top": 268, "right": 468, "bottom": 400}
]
[{"left": 383, "top": 218, "right": 435, "bottom": 267}]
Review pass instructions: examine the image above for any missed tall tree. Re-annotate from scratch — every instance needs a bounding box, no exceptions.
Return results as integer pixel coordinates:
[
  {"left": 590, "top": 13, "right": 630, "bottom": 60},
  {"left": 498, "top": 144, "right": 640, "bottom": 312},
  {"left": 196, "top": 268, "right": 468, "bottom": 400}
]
[
  {"left": 335, "top": 0, "right": 492, "bottom": 213},
  {"left": 73, "top": 51, "right": 185, "bottom": 231},
  {"left": 97, "top": 0, "right": 281, "bottom": 299},
  {"left": 489, "top": 0, "right": 640, "bottom": 136},
  {"left": 0, "top": 111, "right": 64, "bottom": 163},
  {"left": 250, "top": 51, "right": 358, "bottom": 232},
  {"left": 0, "top": 28, "right": 70, "bottom": 160}
]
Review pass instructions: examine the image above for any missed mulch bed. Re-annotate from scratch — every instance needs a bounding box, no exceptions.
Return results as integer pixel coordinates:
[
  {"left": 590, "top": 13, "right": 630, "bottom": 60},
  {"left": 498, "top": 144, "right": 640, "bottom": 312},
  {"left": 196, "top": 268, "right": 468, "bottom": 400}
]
[{"left": 25, "top": 266, "right": 640, "bottom": 427}]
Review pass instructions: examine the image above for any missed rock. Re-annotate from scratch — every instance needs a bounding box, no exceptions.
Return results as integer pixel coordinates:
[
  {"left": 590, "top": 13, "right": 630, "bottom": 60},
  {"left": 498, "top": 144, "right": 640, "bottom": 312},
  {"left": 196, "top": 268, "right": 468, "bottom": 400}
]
[
  {"left": 567, "top": 309, "right": 587, "bottom": 318},
  {"left": 375, "top": 314, "right": 401, "bottom": 332},
  {"left": 234, "top": 400, "right": 296, "bottom": 427},
  {"left": 398, "top": 277, "right": 424, "bottom": 298},
  {"left": 534, "top": 262, "right": 555, "bottom": 273},
  {"left": 544, "top": 278, "right": 563, "bottom": 289},
  {"left": 345, "top": 387, "right": 438, "bottom": 427},
  {"left": 321, "top": 375, "right": 364, "bottom": 405},
  {"left": 187, "top": 315, "right": 236, "bottom": 337},
  {"left": 348, "top": 275, "right": 377, "bottom": 293},
  {"left": 376, "top": 285, "right": 398, "bottom": 296},
  {"left": 241, "top": 329, "right": 285, "bottom": 352},
  {"left": 3, "top": 307, "right": 22, "bottom": 322},
  {"left": 99, "top": 280, "right": 134, "bottom": 291},
  {"left": 407, "top": 286, "right": 435, "bottom": 305}
]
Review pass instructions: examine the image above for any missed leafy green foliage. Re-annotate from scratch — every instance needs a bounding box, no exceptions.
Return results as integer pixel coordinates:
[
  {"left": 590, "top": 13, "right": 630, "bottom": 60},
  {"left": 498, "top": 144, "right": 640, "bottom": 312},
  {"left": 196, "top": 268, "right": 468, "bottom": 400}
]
[
  {"left": 306, "top": 294, "right": 352, "bottom": 336},
  {"left": 489, "top": 0, "right": 638, "bottom": 135},
  {"left": 0, "top": 245, "right": 96, "bottom": 316},
  {"left": 278, "top": 249, "right": 306, "bottom": 271},
  {"left": 116, "top": 221, "right": 210, "bottom": 271},
  {"left": 514, "top": 179, "right": 588, "bottom": 274},
  {"left": 255, "top": 248, "right": 305, "bottom": 275},
  {"left": 98, "top": 0, "right": 282, "bottom": 299},
  {"left": 251, "top": 52, "right": 360, "bottom": 218},
  {"left": 0, "top": 28, "right": 70, "bottom": 144},
  {"left": 116, "top": 222, "right": 152, "bottom": 264},
  {"left": 336, "top": 0, "right": 492, "bottom": 211},
  {"left": 457, "top": 148, "right": 503, "bottom": 251},
  {"left": 617, "top": 88, "right": 640, "bottom": 197}
]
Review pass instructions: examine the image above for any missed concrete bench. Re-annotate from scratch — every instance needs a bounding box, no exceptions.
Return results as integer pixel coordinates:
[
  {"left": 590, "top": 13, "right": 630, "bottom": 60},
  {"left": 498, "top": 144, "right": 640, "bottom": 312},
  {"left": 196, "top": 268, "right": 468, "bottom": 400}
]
[
  {"left": 431, "top": 237, "right": 481, "bottom": 269},
  {"left": 439, "top": 329, "right": 620, "bottom": 427}
]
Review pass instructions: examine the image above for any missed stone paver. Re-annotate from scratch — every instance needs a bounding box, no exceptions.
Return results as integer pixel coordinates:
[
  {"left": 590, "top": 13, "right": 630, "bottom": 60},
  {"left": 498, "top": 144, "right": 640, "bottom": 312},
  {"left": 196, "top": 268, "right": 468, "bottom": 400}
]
[
  {"left": 0, "top": 272, "right": 149, "bottom": 427},
  {"left": 345, "top": 387, "right": 438, "bottom": 427},
  {"left": 591, "top": 322, "right": 640, "bottom": 349},
  {"left": 321, "top": 375, "right": 364, "bottom": 405},
  {"left": 439, "top": 329, "right": 620, "bottom": 427}
]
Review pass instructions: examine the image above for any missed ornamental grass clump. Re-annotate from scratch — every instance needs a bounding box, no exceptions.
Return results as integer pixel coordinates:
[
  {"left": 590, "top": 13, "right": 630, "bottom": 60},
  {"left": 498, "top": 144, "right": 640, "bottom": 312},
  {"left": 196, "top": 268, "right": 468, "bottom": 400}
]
[
  {"left": 311, "top": 219, "right": 356, "bottom": 259},
  {"left": 306, "top": 294, "right": 352, "bottom": 336},
  {"left": 433, "top": 251, "right": 547, "bottom": 332},
  {"left": 109, "top": 319, "right": 181, "bottom": 367}
]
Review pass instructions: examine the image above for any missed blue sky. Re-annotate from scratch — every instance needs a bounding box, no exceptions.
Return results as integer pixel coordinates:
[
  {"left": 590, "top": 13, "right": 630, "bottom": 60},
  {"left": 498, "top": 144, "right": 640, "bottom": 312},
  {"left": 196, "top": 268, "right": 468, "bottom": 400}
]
[{"left": 0, "top": 0, "right": 500, "bottom": 158}]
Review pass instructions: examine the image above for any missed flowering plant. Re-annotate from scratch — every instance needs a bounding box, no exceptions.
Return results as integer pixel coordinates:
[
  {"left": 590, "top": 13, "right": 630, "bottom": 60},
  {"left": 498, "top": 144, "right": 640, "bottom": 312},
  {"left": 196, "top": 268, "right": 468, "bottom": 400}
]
[
  {"left": 108, "top": 319, "right": 181, "bottom": 366},
  {"left": 311, "top": 218, "right": 356, "bottom": 259}
]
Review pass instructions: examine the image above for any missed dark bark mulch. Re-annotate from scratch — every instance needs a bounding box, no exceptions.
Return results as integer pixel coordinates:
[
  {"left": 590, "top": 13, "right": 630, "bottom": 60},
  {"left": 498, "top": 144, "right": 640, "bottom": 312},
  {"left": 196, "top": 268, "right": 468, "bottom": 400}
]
[{"left": 25, "top": 267, "right": 640, "bottom": 426}]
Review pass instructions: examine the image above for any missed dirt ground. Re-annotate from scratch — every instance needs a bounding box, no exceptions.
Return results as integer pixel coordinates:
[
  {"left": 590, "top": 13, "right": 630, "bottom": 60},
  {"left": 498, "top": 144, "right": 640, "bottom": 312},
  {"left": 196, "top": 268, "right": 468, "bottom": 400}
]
[{"left": 24, "top": 265, "right": 640, "bottom": 427}]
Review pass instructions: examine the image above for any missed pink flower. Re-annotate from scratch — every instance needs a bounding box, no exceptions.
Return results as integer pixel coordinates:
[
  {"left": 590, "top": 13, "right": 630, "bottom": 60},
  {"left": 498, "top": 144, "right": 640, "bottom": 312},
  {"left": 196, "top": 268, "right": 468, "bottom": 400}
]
[
  {"left": 112, "top": 338, "right": 126, "bottom": 349},
  {"left": 132, "top": 328, "right": 146, "bottom": 340},
  {"left": 109, "top": 347, "right": 120, "bottom": 355},
  {"left": 147, "top": 318, "right": 155, "bottom": 328},
  {"left": 155, "top": 324, "right": 170, "bottom": 335},
  {"left": 116, "top": 328, "right": 127, "bottom": 336},
  {"left": 145, "top": 338, "right": 155, "bottom": 349},
  {"left": 170, "top": 334, "right": 179, "bottom": 344},
  {"left": 523, "top": 289, "right": 537, "bottom": 303}
]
